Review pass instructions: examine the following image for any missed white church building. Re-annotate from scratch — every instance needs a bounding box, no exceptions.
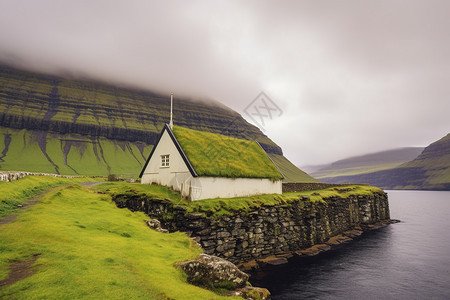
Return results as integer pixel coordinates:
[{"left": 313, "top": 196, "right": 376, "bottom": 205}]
[{"left": 139, "top": 122, "right": 283, "bottom": 201}]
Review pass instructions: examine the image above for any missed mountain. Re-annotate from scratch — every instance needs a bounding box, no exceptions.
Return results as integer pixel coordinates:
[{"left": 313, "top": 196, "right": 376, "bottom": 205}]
[
  {"left": 309, "top": 147, "right": 425, "bottom": 178},
  {"left": 0, "top": 64, "right": 315, "bottom": 182},
  {"left": 320, "top": 134, "right": 450, "bottom": 190}
]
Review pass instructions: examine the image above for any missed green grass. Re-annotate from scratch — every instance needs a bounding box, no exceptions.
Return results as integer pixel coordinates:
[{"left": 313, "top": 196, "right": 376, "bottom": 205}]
[
  {"left": 0, "top": 183, "right": 235, "bottom": 299},
  {"left": 94, "top": 182, "right": 383, "bottom": 217},
  {"left": 268, "top": 154, "right": 318, "bottom": 183},
  {"left": 0, "top": 176, "right": 104, "bottom": 219},
  {"left": 188, "top": 185, "right": 383, "bottom": 216},
  {"left": 172, "top": 126, "right": 283, "bottom": 180},
  {"left": 0, "top": 127, "right": 153, "bottom": 176},
  {"left": 93, "top": 181, "right": 186, "bottom": 204}
]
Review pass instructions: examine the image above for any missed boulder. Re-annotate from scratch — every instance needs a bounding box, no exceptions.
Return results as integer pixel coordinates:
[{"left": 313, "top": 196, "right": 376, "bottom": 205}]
[
  {"left": 145, "top": 219, "right": 168, "bottom": 233},
  {"left": 177, "top": 254, "right": 249, "bottom": 289},
  {"left": 229, "top": 286, "right": 271, "bottom": 300},
  {"left": 256, "top": 256, "right": 288, "bottom": 267}
]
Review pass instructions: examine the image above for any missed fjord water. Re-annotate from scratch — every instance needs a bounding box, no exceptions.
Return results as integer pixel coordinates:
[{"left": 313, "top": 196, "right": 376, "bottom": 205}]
[{"left": 250, "top": 190, "right": 450, "bottom": 299}]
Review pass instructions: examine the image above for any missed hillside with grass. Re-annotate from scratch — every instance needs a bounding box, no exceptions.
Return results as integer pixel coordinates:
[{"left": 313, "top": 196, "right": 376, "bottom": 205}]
[
  {"left": 321, "top": 134, "right": 450, "bottom": 190},
  {"left": 308, "top": 147, "right": 424, "bottom": 178},
  {"left": 0, "top": 65, "right": 314, "bottom": 182}
]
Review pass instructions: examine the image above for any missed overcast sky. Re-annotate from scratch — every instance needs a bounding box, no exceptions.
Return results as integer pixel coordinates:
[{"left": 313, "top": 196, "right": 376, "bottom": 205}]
[{"left": 0, "top": 0, "right": 449, "bottom": 166}]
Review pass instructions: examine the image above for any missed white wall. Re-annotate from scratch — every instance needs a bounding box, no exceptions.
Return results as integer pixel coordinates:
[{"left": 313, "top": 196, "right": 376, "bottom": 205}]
[
  {"left": 141, "top": 129, "right": 193, "bottom": 198},
  {"left": 190, "top": 177, "right": 282, "bottom": 201}
]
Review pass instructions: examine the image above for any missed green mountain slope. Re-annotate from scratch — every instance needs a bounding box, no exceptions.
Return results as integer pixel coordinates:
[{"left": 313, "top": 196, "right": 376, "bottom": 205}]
[
  {"left": 310, "top": 147, "right": 424, "bottom": 178},
  {"left": 0, "top": 65, "right": 314, "bottom": 182},
  {"left": 321, "top": 134, "right": 450, "bottom": 190}
]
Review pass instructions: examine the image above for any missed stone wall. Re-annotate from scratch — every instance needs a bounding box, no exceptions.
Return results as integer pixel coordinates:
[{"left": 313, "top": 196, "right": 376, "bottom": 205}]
[
  {"left": 0, "top": 171, "right": 78, "bottom": 182},
  {"left": 113, "top": 191, "right": 390, "bottom": 264},
  {"left": 282, "top": 182, "right": 367, "bottom": 192}
]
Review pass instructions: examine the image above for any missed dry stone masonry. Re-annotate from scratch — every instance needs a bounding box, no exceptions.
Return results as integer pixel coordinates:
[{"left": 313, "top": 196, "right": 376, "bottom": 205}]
[
  {"left": 113, "top": 190, "right": 390, "bottom": 265},
  {"left": 0, "top": 171, "right": 78, "bottom": 182}
]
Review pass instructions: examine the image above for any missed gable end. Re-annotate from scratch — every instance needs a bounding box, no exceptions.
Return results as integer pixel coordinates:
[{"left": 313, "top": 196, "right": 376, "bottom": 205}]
[{"left": 139, "top": 124, "right": 198, "bottom": 178}]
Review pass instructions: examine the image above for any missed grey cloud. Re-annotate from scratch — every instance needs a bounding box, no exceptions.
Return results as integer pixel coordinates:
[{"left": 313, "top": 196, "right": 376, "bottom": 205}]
[{"left": 0, "top": 0, "right": 449, "bottom": 165}]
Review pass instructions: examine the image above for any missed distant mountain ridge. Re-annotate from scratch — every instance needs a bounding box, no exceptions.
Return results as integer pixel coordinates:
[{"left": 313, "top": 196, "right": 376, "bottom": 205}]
[
  {"left": 0, "top": 64, "right": 315, "bottom": 182},
  {"left": 308, "top": 147, "right": 424, "bottom": 178},
  {"left": 320, "top": 134, "right": 450, "bottom": 190}
]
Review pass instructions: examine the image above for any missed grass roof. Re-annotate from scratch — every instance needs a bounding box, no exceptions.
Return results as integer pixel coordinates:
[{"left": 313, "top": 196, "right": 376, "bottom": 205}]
[{"left": 172, "top": 126, "right": 283, "bottom": 180}]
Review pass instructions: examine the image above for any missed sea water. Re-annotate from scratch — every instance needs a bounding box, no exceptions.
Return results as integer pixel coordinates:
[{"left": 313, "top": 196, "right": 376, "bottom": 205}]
[{"left": 249, "top": 190, "right": 450, "bottom": 299}]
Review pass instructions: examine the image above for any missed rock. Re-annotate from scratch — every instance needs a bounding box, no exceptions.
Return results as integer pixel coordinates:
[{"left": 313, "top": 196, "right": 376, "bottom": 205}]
[
  {"left": 257, "top": 256, "right": 288, "bottom": 266},
  {"left": 296, "top": 248, "right": 321, "bottom": 256},
  {"left": 229, "top": 286, "right": 271, "bottom": 300},
  {"left": 238, "top": 260, "right": 259, "bottom": 272},
  {"left": 316, "top": 244, "right": 331, "bottom": 251},
  {"left": 326, "top": 234, "right": 352, "bottom": 245},
  {"left": 145, "top": 219, "right": 168, "bottom": 233},
  {"left": 177, "top": 254, "right": 249, "bottom": 289},
  {"left": 294, "top": 244, "right": 331, "bottom": 257},
  {"left": 343, "top": 230, "right": 363, "bottom": 238}
]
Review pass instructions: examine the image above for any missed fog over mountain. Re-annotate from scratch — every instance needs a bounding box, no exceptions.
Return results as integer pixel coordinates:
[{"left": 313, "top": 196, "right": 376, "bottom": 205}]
[{"left": 1, "top": 0, "right": 449, "bottom": 165}]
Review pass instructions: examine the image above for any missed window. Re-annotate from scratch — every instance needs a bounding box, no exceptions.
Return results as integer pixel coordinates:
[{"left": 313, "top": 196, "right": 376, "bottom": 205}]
[{"left": 161, "top": 154, "right": 170, "bottom": 167}]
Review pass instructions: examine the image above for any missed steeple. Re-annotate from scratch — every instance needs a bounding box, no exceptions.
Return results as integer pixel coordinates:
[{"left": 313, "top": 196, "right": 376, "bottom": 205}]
[{"left": 169, "top": 93, "right": 173, "bottom": 129}]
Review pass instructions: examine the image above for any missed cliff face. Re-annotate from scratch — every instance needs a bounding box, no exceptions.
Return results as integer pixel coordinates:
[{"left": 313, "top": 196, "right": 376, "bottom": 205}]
[
  {"left": 0, "top": 65, "right": 313, "bottom": 181},
  {"left": 0, "top": 65, "right": 278, "bottom": 149}
]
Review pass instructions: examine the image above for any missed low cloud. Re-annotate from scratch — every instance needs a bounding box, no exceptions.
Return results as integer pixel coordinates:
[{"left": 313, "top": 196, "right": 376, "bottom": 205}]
[{"left": 0, "top": 0, "right": 449, "bottom": 165}]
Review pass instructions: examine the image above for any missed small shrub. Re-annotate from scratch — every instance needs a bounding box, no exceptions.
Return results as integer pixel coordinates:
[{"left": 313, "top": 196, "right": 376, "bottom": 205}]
[{"left": 107, "top": 174, "right": 118, "bottom": 181}]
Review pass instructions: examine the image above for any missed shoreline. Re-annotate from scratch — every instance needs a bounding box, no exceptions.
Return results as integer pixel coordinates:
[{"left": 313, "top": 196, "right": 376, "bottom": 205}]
[{"left": 238, "top": 219, "right": 400, "bottom": 272}]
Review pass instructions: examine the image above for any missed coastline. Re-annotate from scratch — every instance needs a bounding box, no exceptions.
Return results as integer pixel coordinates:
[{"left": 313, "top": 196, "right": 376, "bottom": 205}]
[{"left": 239, "top": 219, "right": 400, "bottom": 272}]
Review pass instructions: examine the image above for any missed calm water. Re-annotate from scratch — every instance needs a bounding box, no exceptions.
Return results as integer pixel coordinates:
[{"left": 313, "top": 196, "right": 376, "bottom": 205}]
[{"left": 250, "top": 190, "right": 450, "bottom": 299}]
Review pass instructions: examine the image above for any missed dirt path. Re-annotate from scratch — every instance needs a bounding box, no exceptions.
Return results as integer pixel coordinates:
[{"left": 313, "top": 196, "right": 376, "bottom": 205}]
[
  {"left": 0, "top": 183, "right": 106, "bottom": 288},
  {"left": 80, "top": 181, "right": 106, "bottom": 187},
  {"left": 0, "top": 185, "right": 71, "bottom": 226},
  {"left": 0, "top": 183, "right": 105, "bottom": 226},
  {"left": 0, "top": 185, "right": 74, "bottom": 288},
  {"left": 0, "top": 254, "right": 41, "bottom": 288}
]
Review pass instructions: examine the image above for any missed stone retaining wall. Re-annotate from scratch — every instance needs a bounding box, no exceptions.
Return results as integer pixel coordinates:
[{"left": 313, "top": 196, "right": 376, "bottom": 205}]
[
  {"left": 113, "top": 191, "right": 389, "bottom": 264},
  {"left": 282, "top": 182, "right": 367, "bottom": 192},
  {"left": 0, "top": 171, "right": 78, "bottom": 182}
]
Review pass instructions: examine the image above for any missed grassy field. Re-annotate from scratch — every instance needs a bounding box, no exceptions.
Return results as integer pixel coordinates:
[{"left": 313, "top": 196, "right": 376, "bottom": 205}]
[
  {"left": 0, "top": 179, "right": 235, "bottom": 299},
  {"left": 172, "top": 126, "right": 283, "bottom": 180},
  {"left": 0, "top": 176, "right": 104, "bottom": 219}
]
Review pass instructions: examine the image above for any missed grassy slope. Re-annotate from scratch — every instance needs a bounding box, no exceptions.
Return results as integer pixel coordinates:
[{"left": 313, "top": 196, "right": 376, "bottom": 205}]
[
  {"left": 399, "top": 134, "right": 450, "bottom": 186},
  {"left": 311, "top": 147, "right": 424, "bottom": 178},
  {"left": 268, "top": 154, "right": 318, "bottom": 183},
  {"left": 321, "top": 134, "right": 450, "bottom": 189},
  {"left": 0, "top": 180, "right": 234, "bottom": 299},
  {"left": 0, "top": 176, "right": 104, "bottom": 219},
  {"left": 173, "top": 126, "right": 283, "bottom": 180},
  {"left": 0, "top": 65, "right": 313, "bottom": 181},
  {"left": 0, "top": 126, "right": 153, "bottom": 176}
]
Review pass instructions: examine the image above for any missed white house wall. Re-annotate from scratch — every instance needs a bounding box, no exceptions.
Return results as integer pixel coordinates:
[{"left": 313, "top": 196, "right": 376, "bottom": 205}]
[
  {"left": 190, "top": 177, "right": 282, "bottom": 201},
  {"left": 140, "top": 130, "right": 193, "bottom": 198}
]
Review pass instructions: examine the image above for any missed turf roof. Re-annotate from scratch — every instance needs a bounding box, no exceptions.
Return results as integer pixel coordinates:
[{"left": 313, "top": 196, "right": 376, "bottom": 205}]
[{"left": 172, "top": 125, "right": 283, "bottom": 180}]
